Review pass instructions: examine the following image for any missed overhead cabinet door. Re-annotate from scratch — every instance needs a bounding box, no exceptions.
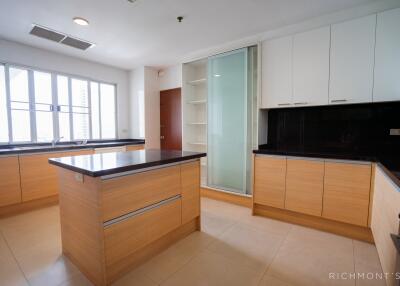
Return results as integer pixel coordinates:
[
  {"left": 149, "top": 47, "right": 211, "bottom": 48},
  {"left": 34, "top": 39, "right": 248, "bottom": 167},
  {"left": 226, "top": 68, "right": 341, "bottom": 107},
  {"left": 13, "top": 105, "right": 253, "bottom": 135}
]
[
  {"left": 293, "top": 26, "right": 330, "bottom": 107},
  {"left": 373, "top": 8, "right": 400, "bottom": 102},
  {"left": 261, "top": 36, "right": 293, "bottom": 108},
  {"left": 329, "top": 15, "right": 376, "bottom": 104}
]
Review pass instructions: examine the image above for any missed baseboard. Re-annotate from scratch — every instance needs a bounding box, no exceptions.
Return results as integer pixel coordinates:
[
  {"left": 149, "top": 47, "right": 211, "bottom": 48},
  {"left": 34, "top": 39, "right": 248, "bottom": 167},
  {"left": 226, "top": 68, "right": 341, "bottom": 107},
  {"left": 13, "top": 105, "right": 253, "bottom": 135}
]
[
  {"left": 201, "top": 187, "right": 252, "bottom": 208},
  {"left": 0, "top": 195, "right": 58, "bottom": 218},
  {"left": 253, "top": 203, "right": 374, "bottom": 243}
]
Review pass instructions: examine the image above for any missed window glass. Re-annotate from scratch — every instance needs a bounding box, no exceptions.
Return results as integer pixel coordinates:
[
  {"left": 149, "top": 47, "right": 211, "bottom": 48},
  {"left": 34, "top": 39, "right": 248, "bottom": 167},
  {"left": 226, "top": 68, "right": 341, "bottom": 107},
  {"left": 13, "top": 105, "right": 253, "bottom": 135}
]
[
  {"left": 71, "top": 78, "right": 89, "bottom": 139},
  {"left": 9, "top": 67, "right": 30, "bottom": 142},
  {"left": 100, "top": 83, "right": 116, "bottom": 139},
  {"left": 34, "top": 71, "right": 53, "bottom": 142},
  {"left": 0, "top": 65, "right": 8, "bottom": 142},
  {"left": 90, "top": 82, "right": 100, "bottom": 139},
  {"left": 57, "top": 75, "right": 70, "bottom": 141}
]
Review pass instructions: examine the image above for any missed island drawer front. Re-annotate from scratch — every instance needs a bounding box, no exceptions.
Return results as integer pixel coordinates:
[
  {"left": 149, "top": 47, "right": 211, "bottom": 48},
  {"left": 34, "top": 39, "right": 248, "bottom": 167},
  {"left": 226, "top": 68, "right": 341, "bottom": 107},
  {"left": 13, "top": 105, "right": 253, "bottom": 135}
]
[
  {"left": 101, "top": 165, "right": 181, "bottom": 221},
  {"left": 103, "top": 198, "right": 182, "bottom": 267},
  {"left": 181, "top": 161, "right": 201, "bottom": 224}
]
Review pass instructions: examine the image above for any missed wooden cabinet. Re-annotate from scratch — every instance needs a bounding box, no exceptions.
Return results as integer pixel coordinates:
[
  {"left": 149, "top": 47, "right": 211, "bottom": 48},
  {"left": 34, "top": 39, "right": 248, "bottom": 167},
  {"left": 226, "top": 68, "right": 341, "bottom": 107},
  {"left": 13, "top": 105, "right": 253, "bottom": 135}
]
[
  {"left": 0, "top": 156, "right": 21, "bottom": 207},
  {"left": 285, "top": 158, "right": 324, "bottom": 216},
  {"left": 261, "top": 36, "right": 293, "bottom": 108},
  {"left": 101, "top": 165, "right": 181, "bottom": 221},
  {"left": 323, "top": 161, "right": 371, "bottom": 226},
  {"left": 126, "top": 144, "right": 145, "bottom": 151},
  {"left": 19, "top": 149, "right": 93, "bottom": 202},
  {"left": 329, "top": 15, "right": 376, "bottom": 104},
  {"left": 181, "top": 161, "right": 200, "bottom": 224},
  {"left": 293, "top": 26, "right": 330, "bottom": 107},
  {"left": 373, "top": 8, "right": 400, "bottom": 102},
  {"left": 254, "top": 156, "right": 286, "bottom": 208}
]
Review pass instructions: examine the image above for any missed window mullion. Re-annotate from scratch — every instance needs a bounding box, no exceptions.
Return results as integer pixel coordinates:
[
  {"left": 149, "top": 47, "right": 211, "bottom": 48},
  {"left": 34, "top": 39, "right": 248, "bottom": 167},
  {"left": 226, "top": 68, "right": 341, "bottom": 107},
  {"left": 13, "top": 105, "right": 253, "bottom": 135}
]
[
  {"left": 68, "top": 77, "right": 74, "bottom": 141},
  {"left": 98, "top": 82, "right": 102, "bottom": 139},
  {"left": 51, "top": 74, "right": 59, "bottom": 141},
  {"left": 28, "top": 70, "right": 37, "bottom": 142},
  {"left": 4, "top": 65, "right": 13, "bottom": 143},
  {"left": 87, "top": 81, "right": 92, "bottom": 140}
]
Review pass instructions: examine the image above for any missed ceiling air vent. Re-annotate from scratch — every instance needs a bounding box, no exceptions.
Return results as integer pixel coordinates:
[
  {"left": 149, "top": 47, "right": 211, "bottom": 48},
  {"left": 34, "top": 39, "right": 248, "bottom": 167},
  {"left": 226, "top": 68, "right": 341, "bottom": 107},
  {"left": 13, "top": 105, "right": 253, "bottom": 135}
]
[{"left": 29, "top": 24, "right": 94, "bottom": 51}]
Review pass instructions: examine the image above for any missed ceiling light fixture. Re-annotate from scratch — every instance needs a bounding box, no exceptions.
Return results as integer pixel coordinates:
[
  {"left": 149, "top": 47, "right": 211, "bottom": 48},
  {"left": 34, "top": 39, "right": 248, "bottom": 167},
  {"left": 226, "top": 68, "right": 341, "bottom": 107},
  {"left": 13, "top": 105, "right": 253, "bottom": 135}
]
[{"left": 73, "top": 17, "right": 89, "bottom": 26}]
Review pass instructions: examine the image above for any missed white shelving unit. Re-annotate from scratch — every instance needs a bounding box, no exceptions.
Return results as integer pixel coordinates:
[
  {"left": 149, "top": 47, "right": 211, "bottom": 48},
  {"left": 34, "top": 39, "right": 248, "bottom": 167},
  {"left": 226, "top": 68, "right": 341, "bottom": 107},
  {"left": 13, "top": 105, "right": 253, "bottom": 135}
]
[{"left": 182, "top": 59, "right": 208, "bottom": 186}]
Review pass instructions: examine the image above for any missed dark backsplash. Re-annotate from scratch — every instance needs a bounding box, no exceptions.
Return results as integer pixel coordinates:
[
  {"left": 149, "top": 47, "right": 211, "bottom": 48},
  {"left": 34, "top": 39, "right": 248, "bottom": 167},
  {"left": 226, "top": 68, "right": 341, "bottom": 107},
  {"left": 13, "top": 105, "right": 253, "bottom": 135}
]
[{"left": 265, "top": 102, "right": 400, "bottom": 168}]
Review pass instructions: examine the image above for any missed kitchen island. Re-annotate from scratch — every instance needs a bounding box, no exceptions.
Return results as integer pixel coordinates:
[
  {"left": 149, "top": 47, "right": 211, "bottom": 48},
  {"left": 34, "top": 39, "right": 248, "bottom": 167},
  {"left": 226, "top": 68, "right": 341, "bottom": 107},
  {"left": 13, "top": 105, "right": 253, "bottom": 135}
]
[{"left": 49, "top": 149, "right": 206, "bottom": 286}]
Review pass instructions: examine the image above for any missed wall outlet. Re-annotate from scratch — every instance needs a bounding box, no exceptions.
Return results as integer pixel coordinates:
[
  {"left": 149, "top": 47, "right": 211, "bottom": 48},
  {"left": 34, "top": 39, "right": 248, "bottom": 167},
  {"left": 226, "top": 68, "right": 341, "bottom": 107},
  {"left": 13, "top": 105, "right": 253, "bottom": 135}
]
[{"left": 389, "top": 129, "right": 400, "bottom": 136}]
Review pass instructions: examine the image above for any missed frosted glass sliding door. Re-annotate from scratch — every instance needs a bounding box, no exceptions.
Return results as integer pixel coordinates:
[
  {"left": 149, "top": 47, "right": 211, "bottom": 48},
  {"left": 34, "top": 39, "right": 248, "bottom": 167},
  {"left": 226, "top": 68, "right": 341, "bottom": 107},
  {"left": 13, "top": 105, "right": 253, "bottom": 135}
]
[{"left": 207, "top": 49, "right": 248, "bottom": 193}]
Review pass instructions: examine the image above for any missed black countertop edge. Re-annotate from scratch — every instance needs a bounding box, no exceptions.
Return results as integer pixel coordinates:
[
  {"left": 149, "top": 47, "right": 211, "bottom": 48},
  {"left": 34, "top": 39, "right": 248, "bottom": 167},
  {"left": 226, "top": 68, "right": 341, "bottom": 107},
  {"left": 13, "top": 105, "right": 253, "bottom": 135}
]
[
  {"left": 253, "top": 149, "right": 400, "bottom": 189},
  {"left": 0, "top": 139, "right": 145, "bottom": 156},
  {"left": 48, "top": 152, "right": 207, "bottom": 177}
]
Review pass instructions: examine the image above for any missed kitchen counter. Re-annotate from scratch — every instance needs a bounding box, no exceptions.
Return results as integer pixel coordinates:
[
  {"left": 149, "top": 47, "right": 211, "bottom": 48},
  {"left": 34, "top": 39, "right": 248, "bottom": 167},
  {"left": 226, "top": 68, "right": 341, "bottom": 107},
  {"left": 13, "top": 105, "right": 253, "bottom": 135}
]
[
  {"left": 49, "top": 149, "right": 206, "bottom": 177},
  {"left": 52, "top": 148, "right": 204, "bottom": 285},
  {"left": 253, "top": 147, "right": 400, "bottom": 188},
  {"left": 0, "top": 139, "right": 145, "bottom": 156}
]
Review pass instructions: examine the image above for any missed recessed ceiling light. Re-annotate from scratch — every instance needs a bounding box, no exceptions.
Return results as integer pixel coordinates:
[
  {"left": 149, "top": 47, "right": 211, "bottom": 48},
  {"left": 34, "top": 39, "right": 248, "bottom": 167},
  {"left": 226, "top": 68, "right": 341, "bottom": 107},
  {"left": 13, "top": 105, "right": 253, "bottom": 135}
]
[{"left": 73, "top": 17, "right": 89, "bottom": 26}]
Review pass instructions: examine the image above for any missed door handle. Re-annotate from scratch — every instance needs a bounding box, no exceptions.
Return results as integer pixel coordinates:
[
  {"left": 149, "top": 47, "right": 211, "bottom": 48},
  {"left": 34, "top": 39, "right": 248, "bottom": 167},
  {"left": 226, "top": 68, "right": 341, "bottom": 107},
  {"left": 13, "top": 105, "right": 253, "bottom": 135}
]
[{"left": 160, "top": 136, "right": 165, "bottom": 140}]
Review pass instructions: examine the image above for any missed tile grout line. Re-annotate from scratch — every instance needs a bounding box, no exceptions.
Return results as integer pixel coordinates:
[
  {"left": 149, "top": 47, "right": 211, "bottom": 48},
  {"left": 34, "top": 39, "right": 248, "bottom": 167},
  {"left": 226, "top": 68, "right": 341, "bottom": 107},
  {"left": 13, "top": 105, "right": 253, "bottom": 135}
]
[
  {"left": 352, "top": 239, "right": 357, "bottom": 286},
  {"left": 0, "top": 230, "right": 31, "bottom": 285},
  {"left": 256, "top": 225, "right": 295, "bottom": 286}
]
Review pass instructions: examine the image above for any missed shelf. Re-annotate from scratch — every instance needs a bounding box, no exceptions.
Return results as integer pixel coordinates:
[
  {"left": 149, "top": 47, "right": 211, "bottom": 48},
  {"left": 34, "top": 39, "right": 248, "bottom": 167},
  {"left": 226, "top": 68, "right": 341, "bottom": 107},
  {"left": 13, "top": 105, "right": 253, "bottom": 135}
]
[
  {"left": 187, "top": 100, "right": 206, "bottom": 104},
  {"left": 187, "top": 122, "right": 207, "bottom": 125},
  {"left": 187, "top": 142, "right": 206, "bottom": 145},
  {"left": 187, "top": 78, "right": 207, "bottom": 86}
]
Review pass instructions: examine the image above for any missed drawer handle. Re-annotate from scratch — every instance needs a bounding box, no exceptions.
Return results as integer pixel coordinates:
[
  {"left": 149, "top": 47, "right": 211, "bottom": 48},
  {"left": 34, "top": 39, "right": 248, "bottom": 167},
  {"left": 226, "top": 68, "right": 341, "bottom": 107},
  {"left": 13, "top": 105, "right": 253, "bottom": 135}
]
[
  {"left": 294, "top": 102, "right": 308, "bottom": 105},
  {"left": 331, "top": 99, "right": 347, "bottom": 103},
  {"left": 103, "top": 194, "right": 181, "bottom": 227},
  {"left": 277, "top": 103, "right": 291, "bottom": 106}
]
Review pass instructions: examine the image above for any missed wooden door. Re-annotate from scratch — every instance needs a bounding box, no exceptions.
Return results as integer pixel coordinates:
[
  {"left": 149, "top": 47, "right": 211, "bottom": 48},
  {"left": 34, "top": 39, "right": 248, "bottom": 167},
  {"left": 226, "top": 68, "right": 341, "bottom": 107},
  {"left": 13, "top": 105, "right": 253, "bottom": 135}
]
[{"left": 160, "top": 88, "right": 182, "bottom": 150}]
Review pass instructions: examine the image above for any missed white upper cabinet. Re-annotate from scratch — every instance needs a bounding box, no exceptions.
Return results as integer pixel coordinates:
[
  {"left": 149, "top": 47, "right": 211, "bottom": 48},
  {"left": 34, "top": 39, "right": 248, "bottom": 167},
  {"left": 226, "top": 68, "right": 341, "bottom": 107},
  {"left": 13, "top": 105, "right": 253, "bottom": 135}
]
[
  {"left": 373, "top": 8, "right": 400, "bottom": 102},
  {"left": 293, "top": 26, "right": 330, "bottom": 107},
  {"left": 261, "top": 36, "right": 293, "bottom": 108},
  {"left": 329, "top": 15, "right": 376, "bottom": 105}
]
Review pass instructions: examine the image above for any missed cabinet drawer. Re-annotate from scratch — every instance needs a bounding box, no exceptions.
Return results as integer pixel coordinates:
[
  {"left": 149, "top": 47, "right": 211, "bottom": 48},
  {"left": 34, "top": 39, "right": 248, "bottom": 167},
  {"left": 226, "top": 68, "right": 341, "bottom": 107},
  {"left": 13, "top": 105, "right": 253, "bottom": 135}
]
[
  {"left": 285, "top": 159, "right": 324, "bottom": 216},
  {"left": 181, "top": 161, "right": 200, "bottom": 224},
  {"left": 126, "top": 145, "right": 144, "bottom": 151},
  {"left": 104, "top": 198, "right": 181, "bottom": 267},
  {"left": 254, "top": 156, "right": 287, "bottom": 208},
  {"left": 20, "top": 149, "right": 93, "bottom": 201},
  {"left": 101, "top": 165, "right": 181, "bottom": 221},
  {"left": 323, "top": 162, "right": 371, "bottom": 226},
  {"left": 0, "top": 156, "right": 21, "bottom": 207}
]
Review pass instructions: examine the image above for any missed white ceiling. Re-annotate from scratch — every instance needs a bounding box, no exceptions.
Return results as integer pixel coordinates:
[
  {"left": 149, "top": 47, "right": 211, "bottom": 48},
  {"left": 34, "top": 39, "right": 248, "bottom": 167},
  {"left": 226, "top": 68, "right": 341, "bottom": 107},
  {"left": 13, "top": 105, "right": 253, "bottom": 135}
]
[{"left": 0, "top": 0, "right": 379, "bottom": 70}]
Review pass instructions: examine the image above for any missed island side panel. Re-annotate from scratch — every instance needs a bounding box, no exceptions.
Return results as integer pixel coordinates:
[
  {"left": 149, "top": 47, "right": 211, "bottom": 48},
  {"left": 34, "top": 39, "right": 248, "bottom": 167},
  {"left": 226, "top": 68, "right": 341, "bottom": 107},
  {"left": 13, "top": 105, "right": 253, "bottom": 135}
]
[
  {"left": 181, "top": 160, "right": 201, "bottom": 227},
  {"left": 56, "top": 168, "right": 106, "bottom": 286}
]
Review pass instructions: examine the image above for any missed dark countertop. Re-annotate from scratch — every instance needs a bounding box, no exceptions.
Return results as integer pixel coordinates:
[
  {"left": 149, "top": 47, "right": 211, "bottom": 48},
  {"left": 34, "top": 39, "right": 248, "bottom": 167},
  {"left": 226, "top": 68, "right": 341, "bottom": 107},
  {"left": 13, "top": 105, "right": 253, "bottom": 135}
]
[
  {"left": 0, "top": 139, "right": 145, "bottom": 156},
  {"left": 48, "top": 149, "right": 206, "bottom": 177},
  {"left": 253, "top": 147, "right": 400, "bottom": 188}
]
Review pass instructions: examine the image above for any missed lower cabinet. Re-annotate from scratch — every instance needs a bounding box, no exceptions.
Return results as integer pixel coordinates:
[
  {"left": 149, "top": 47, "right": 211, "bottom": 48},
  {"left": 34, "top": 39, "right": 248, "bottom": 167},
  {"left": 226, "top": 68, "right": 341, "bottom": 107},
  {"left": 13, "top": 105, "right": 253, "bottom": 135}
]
[
  {"left": 254, "top": 156, "right": 287, "bottom": 208},
  {"left": 181, "top": 161, "right": 200, "bottom": 224},
  {"left": 0, "top": 156, "right": 21, "bottom": 207},
  {"left": 126, "top": 144, "right": 145, "bottom": 151},
  {"left": 19, "top": 150, "right": 93, "bottom": 202},
  {"left": 322, "top": 161, "right": 371, "bottom": 226},
  {"left": 285, "top": 158, "right": 324, "bottom": 216}
]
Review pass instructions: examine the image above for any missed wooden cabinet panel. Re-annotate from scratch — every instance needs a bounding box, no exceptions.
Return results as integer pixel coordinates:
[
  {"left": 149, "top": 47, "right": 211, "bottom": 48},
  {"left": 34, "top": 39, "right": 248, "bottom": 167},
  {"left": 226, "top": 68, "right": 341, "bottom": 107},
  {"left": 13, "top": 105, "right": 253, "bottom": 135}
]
[
  {"left": 0, "top": 156, "right": 21, "bottom": 207},
  {"left": 254, "top": 156, "right": 286, "bottom": 208},
  {"left": 104, "top": 199, "right": 181, "bottom": 268},
  {"left": 293, "top": 26, "right": 330, "bottom": 106},
  {"left": 285, "top": 159, "right": 324, "bottom": 216},
  {"left": 323, "top": 162, "right": 371, "bottom": 226},
  {"left": 374, "top": 8, "right": 400, "bottom": 102},
  {"left": 329, "top": 15, "right": 376, "bottom": 104},
  {"left": 20, "top": 149, "right": 93, "bottom": 202},
  {"left": 101, "top": 165, "right": 181, "bottom": 221},
  {"left": 126, "top": 145, "right": 144, "bottom": 151},
  {"left": 181, "top": 161, "right": 200, "bottom": 224},
  {"left": 261, "top": 36, "right": 293, "bottom": 108}
]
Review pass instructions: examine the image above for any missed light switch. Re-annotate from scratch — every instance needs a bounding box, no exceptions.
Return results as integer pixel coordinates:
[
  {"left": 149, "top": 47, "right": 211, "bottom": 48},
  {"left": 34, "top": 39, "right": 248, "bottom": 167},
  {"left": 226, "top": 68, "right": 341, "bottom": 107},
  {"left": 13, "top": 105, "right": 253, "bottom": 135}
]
[{"left": 74, "top": 173, "right": 84, "bottom": 183}]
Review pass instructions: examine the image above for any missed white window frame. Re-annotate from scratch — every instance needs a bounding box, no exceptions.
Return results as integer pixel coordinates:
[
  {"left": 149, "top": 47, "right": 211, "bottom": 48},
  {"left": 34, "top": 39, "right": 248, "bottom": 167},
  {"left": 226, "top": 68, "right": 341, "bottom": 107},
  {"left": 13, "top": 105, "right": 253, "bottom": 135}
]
[{"left": 0, "top": 62, "right": 118, "bottom": 144}]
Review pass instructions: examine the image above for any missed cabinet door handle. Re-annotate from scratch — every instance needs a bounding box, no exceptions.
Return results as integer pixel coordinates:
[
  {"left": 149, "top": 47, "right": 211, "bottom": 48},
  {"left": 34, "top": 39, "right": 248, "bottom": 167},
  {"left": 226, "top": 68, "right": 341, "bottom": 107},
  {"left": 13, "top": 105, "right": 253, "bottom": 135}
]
[
  {"left": 294, "top": 102, "right": 308, "bottom": 105},
  {"left": 277, "top": 103, "right": 291, "bottom": 106},
  {"left": 331, "top": 99, "right": 347, "bottom": 103}
]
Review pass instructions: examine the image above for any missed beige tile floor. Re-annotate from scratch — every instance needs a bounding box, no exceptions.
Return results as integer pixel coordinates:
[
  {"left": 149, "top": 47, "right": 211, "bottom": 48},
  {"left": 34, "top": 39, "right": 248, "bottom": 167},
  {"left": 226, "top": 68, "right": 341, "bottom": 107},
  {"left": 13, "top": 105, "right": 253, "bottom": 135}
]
[{"left": 0, "top": 198, "right": 386, "bottom": 286}]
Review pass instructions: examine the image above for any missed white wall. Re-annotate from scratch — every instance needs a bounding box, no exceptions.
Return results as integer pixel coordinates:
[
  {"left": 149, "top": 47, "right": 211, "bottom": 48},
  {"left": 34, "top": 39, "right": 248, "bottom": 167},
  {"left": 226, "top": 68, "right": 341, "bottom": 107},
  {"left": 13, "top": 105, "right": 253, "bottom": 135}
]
[
  {"left": 128, "top": 67, "right": 145, "bottom": 139},
  {"left": 0, "top": 39, "right": 131, "bottom": 138},
  {"left": 158, "top": 64, "right": 182, "bottom": 91},
  {"left": 144, "top": 67, "right": 160, "bottom": 149}
]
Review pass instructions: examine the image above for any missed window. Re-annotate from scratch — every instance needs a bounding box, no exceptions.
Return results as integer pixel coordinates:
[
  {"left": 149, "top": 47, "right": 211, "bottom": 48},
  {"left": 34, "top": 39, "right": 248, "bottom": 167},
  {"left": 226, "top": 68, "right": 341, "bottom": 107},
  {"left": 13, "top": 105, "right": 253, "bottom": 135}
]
[{"left": 0, "top": 63, "right": 117, "bottom": 143}]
